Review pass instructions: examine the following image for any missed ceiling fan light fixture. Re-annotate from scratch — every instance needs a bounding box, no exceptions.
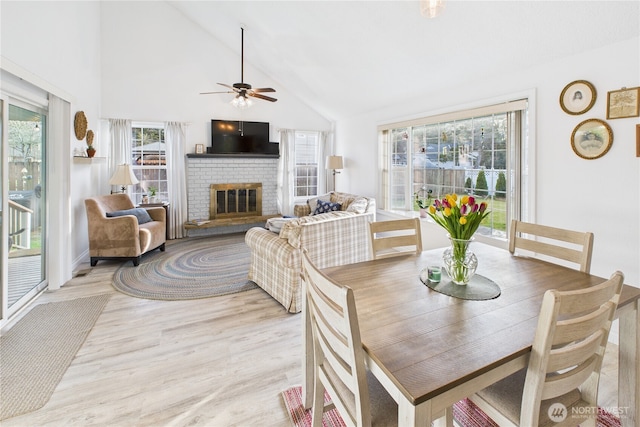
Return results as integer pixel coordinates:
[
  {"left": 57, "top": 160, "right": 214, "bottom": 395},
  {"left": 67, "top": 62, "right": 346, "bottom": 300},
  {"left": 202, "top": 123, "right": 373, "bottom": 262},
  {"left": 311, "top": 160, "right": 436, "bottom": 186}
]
[
  {"left": 231, "top": 94, "right": 253, "bottom": 109},
  {"left": 420, "top": 0, "right": 445, "bottom": 18}
]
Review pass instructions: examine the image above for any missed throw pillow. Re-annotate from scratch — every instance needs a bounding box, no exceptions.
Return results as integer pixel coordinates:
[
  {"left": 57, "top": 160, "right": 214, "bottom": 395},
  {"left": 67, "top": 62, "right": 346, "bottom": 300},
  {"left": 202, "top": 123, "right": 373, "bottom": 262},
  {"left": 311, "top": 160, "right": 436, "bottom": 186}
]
[
  {"left": 307, "top": 193, "right": 332, "bottom": 215},
  {"left": 330, "top": 192, "right": 355, "bottom": 210},
  {"left": 106, "top": 208, "right": 153, "bottom": 224},
  {"left": 266, "top": 217, "right": 296, "bottom": 233},
  {"left": 313, "top": 200, "right": 341, "bottom": 215},
  {"left": 345, "top": 196, "right": 369, "bottom": 214}
]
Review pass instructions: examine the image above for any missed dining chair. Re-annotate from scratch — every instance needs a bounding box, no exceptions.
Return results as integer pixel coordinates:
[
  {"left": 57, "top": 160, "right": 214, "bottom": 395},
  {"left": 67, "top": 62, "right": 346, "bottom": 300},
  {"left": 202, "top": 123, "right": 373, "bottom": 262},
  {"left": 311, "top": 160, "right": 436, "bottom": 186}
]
[
  {"left": 467, "top": 270, "right": 624, "bottom": 427},
  {"left": 302, "top": 253, "right": 398, "bottom": 426},
  {"left": 368, "top": 218, "right": 422, "bottom": 260},
  {"left": 509, "top": 219, "right": 594, "bottom": 273}
]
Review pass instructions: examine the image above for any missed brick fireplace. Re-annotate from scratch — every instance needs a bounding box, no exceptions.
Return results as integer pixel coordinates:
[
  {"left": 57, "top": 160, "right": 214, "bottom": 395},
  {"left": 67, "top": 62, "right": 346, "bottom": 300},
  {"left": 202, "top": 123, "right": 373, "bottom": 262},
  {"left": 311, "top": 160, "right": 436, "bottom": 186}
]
[{"left": 186, "top": 155, "right": 278, "bottom": 235}]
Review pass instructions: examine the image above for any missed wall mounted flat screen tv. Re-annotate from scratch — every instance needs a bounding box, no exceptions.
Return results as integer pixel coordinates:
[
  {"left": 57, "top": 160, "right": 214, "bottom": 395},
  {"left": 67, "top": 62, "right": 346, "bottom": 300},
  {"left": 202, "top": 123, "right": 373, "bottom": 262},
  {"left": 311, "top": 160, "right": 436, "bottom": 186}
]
[{"left": 209, "top": 120, "right": 278, "bottom": 157}]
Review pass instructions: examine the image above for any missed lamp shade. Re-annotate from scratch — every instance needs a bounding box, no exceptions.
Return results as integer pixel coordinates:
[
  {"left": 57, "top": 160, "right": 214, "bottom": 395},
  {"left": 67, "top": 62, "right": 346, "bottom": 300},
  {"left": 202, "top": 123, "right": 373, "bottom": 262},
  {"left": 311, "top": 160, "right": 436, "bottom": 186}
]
[
  {"left": 325, "top": 155, "right": 344, "bottom": 170},
  {"left": 109, "top": 164, "right": 139, "bottom": 186}
]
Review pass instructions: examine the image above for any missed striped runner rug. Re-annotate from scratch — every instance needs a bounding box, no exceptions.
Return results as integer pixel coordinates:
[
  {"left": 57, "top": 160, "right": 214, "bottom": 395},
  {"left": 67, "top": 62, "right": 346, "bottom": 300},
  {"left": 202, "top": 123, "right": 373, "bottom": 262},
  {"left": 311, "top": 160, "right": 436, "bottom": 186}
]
[
  {"left": 112, "top": 233, "right": 257, "bottom": 300},
  {"left": 1, "top": 294, "right": 110, "bottom": 420},
  {"left": 281, "top": 385, "right": 621, "bottom": 427}
]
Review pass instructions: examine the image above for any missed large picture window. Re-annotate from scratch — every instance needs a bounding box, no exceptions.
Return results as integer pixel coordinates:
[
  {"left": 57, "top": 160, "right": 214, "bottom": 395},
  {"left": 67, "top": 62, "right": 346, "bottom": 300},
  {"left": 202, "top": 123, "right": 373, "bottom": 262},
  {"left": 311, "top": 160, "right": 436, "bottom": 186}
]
[
  {"left": 131, "top": 123, "right": 166, "bottom": 204},
  {"left": 379, "top": 100, "right": 528, "bottom": 240}
]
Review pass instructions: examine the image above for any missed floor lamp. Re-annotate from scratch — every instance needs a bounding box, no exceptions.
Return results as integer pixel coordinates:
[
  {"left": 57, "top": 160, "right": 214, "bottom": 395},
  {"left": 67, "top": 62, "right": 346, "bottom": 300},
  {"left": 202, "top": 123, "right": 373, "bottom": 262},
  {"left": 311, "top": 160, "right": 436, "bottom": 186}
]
[
  {"left": 109, "top": 164, "right": 139, "bottom": 194},
  {"left": 326, "top": 155, "right": 343, "bottom": 191}
]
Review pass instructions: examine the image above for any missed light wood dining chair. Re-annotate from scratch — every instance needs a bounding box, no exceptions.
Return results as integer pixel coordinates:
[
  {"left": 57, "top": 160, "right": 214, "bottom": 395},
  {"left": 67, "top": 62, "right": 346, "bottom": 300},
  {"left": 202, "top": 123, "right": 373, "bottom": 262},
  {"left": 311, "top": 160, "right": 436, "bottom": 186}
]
[
  {"left": 368, "top": 218, "right": 422, "bottom": 260},
  {"left": 467, "top": 271, "right": 624, "bottom": 427},
  {"left": 509, "top": 220, "right": 594, "bottom": 273},
  {"left": 302, "top": 253, "right": 398, "bottom": 426}
]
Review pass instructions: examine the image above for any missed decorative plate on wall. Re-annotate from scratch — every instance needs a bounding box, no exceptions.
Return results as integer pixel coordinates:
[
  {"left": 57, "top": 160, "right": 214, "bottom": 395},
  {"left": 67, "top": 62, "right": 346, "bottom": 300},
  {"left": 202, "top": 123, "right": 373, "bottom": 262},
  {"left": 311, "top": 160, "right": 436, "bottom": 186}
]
[
  {"left": 74, "top": 111, "right": 88, "bottom": 140},
  {"left": 560, "top": 80, "right": 596, "bottom": 115},
  {"left": 571, "top": 118, "right": 613, "bottom": 160}
]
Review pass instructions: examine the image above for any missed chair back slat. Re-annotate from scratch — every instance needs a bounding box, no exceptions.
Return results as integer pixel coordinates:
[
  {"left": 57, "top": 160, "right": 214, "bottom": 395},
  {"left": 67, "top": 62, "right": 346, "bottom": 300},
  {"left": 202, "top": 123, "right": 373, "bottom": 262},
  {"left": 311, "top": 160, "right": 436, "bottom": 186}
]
[
  {"left": 552, "top": 303, "right": 614, "bottom": 345},
  {"left": 547, "top": 329, "right": 606, "bottom": 373},
  {"left": 369, "top": 218, "right": 422, "bottom": 260},
  {"left": 557, "top": 284, "right": 620, "bottom": 315},
  {"left": 541, "top": 356, "right": 598, "bottom": 400},
  {"left": 509, "top": 220, "right": 594, "bottom": 272}
]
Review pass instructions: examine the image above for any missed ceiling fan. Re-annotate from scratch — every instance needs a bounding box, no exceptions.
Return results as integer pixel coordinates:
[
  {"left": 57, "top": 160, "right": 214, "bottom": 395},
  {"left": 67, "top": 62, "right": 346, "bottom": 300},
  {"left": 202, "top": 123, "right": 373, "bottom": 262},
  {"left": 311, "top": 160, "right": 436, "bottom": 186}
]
[{"left": 200, "top": 27, "right": 277, "bottom": 108}]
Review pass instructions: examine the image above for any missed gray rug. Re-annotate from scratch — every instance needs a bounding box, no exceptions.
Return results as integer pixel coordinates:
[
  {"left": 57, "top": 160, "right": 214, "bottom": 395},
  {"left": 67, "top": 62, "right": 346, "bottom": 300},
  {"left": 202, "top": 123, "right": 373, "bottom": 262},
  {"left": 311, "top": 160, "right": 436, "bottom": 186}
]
[
  {"left": 0, "top": 294, "right": 110, "bottom": 420},
  {"left": 112, "top": 233, "right": 257, "bottom": 300}
]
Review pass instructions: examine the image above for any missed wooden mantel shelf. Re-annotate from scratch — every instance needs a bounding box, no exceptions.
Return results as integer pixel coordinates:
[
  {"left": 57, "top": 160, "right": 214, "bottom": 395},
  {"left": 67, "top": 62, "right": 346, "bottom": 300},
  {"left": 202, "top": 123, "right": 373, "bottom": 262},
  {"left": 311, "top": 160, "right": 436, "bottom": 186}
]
[{"left": 184, "top": 214, "right": 279, "bottom": 229}]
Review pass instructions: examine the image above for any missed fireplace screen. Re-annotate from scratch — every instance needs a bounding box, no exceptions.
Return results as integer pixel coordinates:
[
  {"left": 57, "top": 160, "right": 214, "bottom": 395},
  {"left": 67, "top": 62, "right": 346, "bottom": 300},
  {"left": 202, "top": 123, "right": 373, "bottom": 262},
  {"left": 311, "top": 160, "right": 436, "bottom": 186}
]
[{"left": 209, "top": 183, "right": 262, "bottom": 219}]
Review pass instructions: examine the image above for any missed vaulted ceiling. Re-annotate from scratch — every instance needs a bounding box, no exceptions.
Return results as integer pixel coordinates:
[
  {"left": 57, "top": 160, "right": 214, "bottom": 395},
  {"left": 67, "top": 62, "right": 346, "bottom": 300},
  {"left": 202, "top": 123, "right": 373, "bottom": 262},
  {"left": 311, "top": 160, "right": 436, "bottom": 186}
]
[{"left": 169, "top": 1, "right": 639, "bottom": 121}]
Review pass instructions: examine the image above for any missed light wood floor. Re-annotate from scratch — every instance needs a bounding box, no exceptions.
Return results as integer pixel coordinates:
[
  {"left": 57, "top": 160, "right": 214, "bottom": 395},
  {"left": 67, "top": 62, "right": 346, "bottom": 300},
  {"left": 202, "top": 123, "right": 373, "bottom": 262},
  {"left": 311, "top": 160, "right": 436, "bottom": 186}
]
[{"left": 1, "top": 238, "right": 620, "bottom": 427}]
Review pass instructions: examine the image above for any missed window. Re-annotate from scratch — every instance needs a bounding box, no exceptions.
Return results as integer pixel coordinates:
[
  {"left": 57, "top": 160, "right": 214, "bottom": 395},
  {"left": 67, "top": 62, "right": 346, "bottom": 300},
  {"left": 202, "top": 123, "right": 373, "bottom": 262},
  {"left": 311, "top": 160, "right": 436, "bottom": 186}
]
[
  {"left": 294, "top": 131, "right": 320, "bottom": 198},
  {"left": 131, "top": 123, "right": 166, "bottom": 204},
  {"left": 379, "top": 100, "right": 528, "bottom": 240}
]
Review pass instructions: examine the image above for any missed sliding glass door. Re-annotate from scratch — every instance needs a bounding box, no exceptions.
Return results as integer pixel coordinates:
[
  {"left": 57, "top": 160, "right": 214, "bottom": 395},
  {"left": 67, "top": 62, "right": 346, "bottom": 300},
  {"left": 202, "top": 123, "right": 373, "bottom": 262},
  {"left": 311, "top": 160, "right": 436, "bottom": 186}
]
[
  {"left": 0, "top": 99, "right": 5, "bottom": 319},
  {"left": 4, "top": 100, "right": 47, "bottom": 314}
]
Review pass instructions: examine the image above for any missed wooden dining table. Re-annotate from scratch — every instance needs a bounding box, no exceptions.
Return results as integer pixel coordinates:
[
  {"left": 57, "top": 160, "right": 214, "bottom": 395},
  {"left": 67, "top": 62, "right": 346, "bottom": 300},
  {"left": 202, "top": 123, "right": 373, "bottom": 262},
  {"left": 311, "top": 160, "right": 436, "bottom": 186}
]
[{"left": 302, "top": 243, "right": 640, "bottom": 426}]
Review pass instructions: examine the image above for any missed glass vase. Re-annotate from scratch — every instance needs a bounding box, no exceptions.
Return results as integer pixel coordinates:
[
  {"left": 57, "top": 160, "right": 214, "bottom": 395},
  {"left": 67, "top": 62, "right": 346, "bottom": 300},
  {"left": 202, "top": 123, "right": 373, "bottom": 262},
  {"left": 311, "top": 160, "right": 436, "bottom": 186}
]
[{"left": 442, "top": 236, "right": 478, "bottom": 285}]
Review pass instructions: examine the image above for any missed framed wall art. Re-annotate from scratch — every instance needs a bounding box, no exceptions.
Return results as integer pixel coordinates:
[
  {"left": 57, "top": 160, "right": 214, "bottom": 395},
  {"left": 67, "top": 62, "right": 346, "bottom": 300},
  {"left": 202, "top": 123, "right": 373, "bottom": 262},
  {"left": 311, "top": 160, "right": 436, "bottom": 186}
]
[
  {"left": 636, "top": 124, "right": 640, "bottom": 158},
  {"left": 606, "top": 86, "right": 640, "bottom": 119},
  {"left": 559, "top": 80, "right": 596, "bottom": 115},
  {"left": 571, "top": 118, "right": 613, "bottom": 160}
]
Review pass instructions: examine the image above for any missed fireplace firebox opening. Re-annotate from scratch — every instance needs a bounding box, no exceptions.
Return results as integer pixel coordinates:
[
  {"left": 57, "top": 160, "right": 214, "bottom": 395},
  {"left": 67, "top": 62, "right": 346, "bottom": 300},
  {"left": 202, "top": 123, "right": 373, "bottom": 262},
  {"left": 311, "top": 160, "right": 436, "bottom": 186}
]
[{"left": 209, "top": 183, "right": 262, "bottom": 220}]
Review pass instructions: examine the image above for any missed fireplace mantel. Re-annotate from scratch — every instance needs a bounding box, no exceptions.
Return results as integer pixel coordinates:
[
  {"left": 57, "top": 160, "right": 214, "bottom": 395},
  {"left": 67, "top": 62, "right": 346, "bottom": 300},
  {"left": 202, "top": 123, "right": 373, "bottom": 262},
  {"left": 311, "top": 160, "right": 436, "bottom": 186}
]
[{"left": 186, "top": 153, "right": 279, "bottom": 159}]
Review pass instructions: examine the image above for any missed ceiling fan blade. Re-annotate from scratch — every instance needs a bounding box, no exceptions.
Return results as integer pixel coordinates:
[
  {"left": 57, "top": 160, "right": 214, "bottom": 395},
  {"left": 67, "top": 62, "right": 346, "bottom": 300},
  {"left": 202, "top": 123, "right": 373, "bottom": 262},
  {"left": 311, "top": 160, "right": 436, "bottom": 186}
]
[
  {"left": 200, "top": 91, "right": 234, "bottom": 95},
  {"left": 249, "top": 93, "right": 278, "bottom": 102},
  {"left": 251, "top": 88, "right": 276, "bottom": 93}
]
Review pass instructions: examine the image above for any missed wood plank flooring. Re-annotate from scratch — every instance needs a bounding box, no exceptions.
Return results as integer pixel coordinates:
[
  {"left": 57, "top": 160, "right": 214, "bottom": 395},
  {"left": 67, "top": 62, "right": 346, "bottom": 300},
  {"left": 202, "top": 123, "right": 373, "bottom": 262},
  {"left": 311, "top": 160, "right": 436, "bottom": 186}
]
[{"left": 1, "top": 237, "right": 620, "bottom": 426}]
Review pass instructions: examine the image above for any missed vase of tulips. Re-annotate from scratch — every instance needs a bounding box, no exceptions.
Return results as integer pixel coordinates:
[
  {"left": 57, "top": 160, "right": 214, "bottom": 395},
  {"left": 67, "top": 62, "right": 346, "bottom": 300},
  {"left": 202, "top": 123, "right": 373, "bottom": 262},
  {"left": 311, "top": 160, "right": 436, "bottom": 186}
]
[{"left": 427, "top": 194, "right": 490, "bottom": 285}]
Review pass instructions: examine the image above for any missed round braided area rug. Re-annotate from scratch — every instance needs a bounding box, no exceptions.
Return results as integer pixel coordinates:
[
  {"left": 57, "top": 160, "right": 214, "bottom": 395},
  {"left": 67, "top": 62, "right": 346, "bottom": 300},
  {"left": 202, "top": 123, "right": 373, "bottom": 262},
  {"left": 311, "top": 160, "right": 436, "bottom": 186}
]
[{"left": 112, "top": 233, "right": 257, "bottom": 300}]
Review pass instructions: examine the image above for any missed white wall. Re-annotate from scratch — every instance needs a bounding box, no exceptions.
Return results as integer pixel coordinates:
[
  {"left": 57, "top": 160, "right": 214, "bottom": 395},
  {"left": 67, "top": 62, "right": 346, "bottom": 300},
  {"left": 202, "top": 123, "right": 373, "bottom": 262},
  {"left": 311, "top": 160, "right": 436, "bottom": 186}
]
[
  {"left": 1, "top": 1, "right": 102, "bottom": 279},
  {"left": 100, "top": 1, "right": 331, "bottom": 152},
  {"left": 336, "top": 37, "right": 640, "bottom": 287}
]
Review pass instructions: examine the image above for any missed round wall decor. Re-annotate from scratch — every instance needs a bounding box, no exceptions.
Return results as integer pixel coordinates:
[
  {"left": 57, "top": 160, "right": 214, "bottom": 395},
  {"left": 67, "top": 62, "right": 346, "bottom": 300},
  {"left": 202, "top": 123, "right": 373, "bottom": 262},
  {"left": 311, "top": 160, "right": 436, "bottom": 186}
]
[
  {"left": 559, "top": 80, "right": 596, "bottom": 115},
  {"left": 74, "top": 111, "right": 88, "bottom": 140},
  {"left": 571, "top": 118, "right": 613, "bottom": 160}
]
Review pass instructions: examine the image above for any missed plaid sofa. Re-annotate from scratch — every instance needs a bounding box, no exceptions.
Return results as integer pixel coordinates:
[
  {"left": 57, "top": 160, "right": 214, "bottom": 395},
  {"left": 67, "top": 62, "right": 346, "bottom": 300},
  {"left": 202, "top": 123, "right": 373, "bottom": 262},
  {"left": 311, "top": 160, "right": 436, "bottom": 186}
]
[{"left": 245, "top": 192, "right": 375, "bottom": 313}]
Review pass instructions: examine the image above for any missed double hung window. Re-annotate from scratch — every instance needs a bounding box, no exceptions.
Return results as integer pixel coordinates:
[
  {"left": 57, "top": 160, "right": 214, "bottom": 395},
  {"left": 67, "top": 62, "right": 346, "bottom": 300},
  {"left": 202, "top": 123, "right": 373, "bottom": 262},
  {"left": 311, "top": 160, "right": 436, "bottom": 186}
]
[
  {"left": 379, "top": 100, "right": 528, "bottom": 240},
  {"left": 130, "top": 122, "right": 166, "bottom": 204},
  {"left": 294, "top": 131, "right": 320, "bottom": 199}
]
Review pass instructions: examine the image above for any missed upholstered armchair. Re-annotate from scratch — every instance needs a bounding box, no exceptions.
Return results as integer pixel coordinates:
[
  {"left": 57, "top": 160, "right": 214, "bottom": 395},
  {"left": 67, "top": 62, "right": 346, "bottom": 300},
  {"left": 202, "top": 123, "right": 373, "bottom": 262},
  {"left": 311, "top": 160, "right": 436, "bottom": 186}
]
[{"left": 84, "top": 194, "right": 166, "bottom": 266}]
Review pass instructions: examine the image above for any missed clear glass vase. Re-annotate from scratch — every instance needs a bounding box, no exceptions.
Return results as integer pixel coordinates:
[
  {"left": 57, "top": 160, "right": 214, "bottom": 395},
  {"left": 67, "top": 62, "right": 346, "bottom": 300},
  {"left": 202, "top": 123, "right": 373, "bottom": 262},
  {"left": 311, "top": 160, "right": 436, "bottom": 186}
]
[{"left": 443, "top": 236, "right": 478, "bottom": 285}]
